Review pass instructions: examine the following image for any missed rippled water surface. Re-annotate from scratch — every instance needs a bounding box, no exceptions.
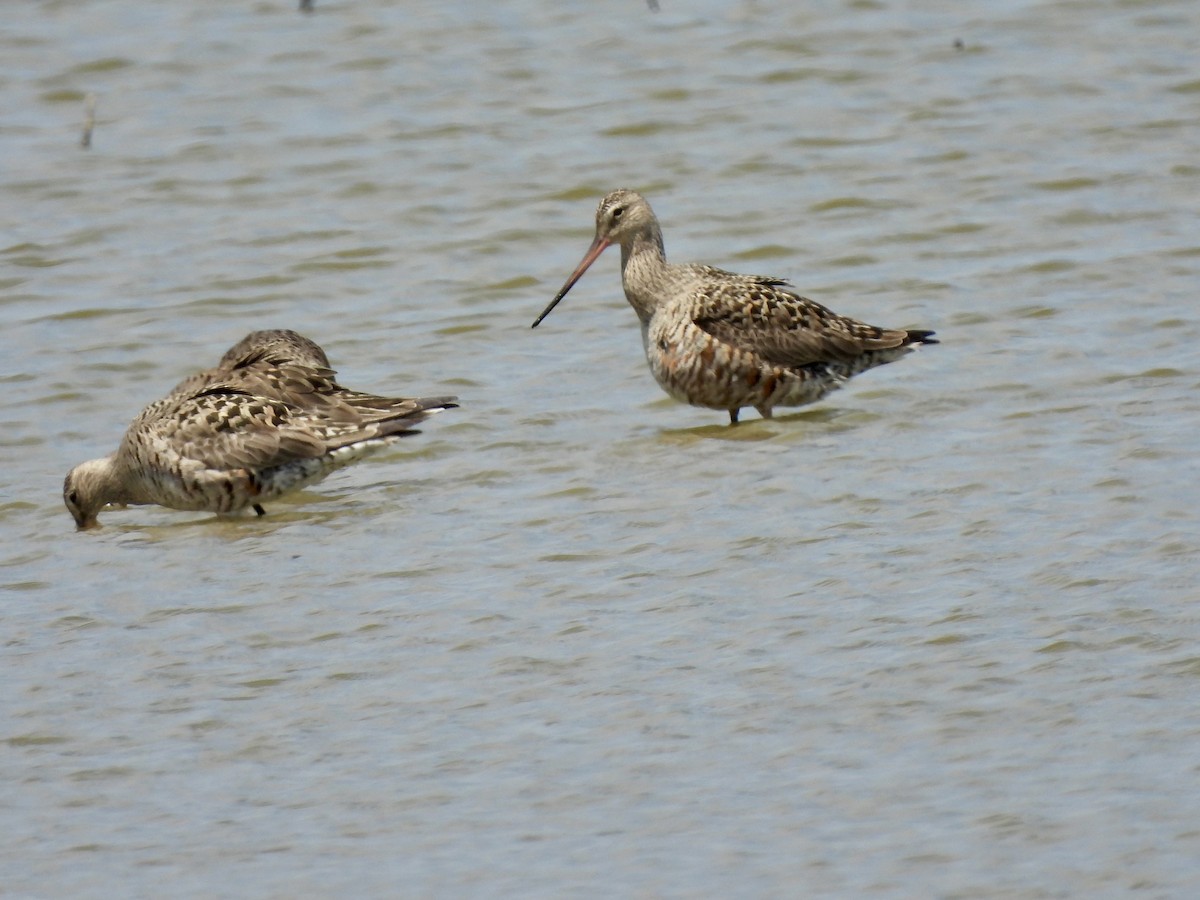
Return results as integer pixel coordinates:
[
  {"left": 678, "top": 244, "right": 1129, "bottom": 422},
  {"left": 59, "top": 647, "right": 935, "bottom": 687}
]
[{"left": 4, "top": 1, "right": 1199, "bottom": 896}]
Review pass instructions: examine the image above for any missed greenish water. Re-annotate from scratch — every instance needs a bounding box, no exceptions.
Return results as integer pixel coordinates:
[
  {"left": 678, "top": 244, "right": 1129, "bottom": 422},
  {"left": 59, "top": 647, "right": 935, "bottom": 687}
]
[{"left": 3, "top": 1, "right": 1199, "bottom": 896}]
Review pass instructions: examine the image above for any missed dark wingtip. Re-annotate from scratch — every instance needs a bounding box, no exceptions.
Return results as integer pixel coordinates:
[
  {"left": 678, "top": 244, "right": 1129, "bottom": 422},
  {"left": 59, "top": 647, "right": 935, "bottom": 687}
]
[
  {"left": 420, "top": 396, "right": 459, "bottom": 412},
  {"left": 905, "top": 330, "right": 939, "bottom": 346}
]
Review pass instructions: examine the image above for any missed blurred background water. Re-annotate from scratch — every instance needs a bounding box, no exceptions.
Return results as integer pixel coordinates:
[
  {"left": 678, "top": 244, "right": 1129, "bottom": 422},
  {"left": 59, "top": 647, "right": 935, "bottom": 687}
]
[{"left": 3, "top": 0, "right": 1199, "bottom": 896}]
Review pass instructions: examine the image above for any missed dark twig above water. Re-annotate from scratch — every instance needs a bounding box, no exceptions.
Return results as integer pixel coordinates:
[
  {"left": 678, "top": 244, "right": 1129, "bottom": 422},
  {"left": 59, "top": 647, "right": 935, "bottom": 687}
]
[{"left": 80, "top": 94, "right": 96, "bottom": 150}]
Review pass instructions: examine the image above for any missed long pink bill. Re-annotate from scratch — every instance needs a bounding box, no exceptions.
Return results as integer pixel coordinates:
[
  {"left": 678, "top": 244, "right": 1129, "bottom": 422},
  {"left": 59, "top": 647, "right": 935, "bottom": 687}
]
[{"left": 531, "top": 236, "right": 612, "bottom": 328}]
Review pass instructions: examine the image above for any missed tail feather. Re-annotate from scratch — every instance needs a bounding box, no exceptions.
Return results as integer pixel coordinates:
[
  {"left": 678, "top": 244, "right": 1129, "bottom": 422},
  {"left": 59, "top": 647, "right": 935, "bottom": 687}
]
[
  {"left": 371, "top": 396, "right": 458, "bottom": 441},
  {"left": 409, "top": 396, "right": 459, "bottom": 414},
  {"left": 903, "top": 330, "right": 938, "bottom": 346}
]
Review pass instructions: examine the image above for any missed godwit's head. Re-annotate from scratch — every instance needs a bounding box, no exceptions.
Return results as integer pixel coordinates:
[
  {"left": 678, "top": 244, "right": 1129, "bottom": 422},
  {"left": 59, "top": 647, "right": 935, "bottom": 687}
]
[
  {"left": 63, "top": 456, "right": 117, "bottom": 530},
  {"left": 532, "top": 189, "right": 661, "bottom": 327}
]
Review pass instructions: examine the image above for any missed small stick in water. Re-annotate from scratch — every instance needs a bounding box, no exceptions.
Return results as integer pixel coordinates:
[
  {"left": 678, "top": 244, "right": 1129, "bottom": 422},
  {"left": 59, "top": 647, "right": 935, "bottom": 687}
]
[
  {"left": 80, "top": 93, "right": 97, "bottom": 149},
  {"left": 299, "top": 0, "right": 313, "bottom": 12}
]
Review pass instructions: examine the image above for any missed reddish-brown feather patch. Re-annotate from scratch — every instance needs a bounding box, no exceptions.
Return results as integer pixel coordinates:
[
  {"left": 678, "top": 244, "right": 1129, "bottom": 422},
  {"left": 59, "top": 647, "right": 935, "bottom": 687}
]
[{"left": 240, "top": 469, "right": 261, "bottom": 495}]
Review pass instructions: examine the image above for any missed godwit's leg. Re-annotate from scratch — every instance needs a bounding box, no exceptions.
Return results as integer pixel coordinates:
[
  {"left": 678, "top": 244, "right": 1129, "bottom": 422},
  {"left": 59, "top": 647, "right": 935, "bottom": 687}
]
[
  {"left": 253, "top": 504, "right": 266, "bottom": 517},
  {"left": 729, "top": 409, "right": 741, "bottom": 425}
]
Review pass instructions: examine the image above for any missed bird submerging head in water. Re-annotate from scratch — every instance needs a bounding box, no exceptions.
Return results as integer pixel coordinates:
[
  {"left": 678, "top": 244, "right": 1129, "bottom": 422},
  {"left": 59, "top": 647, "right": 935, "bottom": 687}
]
[
  {"left": 532, "top": 189, "right": 937, "bottom": 424},
  {"left": 63, "top": 330, "right": 456, "bottom": 529}
]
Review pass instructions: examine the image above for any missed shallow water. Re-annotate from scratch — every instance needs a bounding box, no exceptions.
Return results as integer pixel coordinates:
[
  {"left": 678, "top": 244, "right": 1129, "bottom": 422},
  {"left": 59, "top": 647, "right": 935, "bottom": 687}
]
[{"left": 3, "top": 0, "right": 1199, "bottom": 896}]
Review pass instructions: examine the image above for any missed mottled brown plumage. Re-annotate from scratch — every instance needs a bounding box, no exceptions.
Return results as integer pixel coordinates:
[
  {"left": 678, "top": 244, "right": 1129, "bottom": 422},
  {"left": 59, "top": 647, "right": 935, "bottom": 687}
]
[
  {"left": 533, "top": 189, "right": 937, "bottom": 423},
  {"left": 155, "top": 329, "right": 402, "bottom": 421},
  {"left": 63, "top": 331, "right": 456, "bottom": 529}
]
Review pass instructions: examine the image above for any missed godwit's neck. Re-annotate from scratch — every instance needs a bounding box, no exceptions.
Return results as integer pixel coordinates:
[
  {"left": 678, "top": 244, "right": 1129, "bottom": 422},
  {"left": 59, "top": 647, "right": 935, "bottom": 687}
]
[
  {"left": 91, "top": 455, "right": 134, "bottom": 504},
  {"left": 619, "top": 225, "right": 668, "bottom": 325}
]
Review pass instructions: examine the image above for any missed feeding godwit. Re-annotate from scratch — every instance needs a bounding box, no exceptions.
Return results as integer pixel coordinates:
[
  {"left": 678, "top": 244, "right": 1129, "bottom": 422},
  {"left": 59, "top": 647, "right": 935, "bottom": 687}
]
[
  {"left": 63, "top": 331, "right": 456, "bottom": 529},
  {"left": 532, "top": 189, "right": 937, "bottom": 424}
]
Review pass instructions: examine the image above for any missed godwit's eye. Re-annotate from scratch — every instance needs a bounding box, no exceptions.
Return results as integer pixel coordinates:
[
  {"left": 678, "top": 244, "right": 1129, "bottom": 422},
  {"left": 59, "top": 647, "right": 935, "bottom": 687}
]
[{"left": 611, "top": 206, "right": 624, "bottom": 220}]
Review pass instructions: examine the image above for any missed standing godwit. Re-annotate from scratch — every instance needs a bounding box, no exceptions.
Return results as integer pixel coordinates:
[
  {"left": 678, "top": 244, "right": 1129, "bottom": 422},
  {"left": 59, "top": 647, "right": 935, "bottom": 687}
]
[
  {"left": 63, "top": 331, "right": 456, "bottom": 529},
  {"left": 532, "top": 189, "right": 937, "bottom": 424}
]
